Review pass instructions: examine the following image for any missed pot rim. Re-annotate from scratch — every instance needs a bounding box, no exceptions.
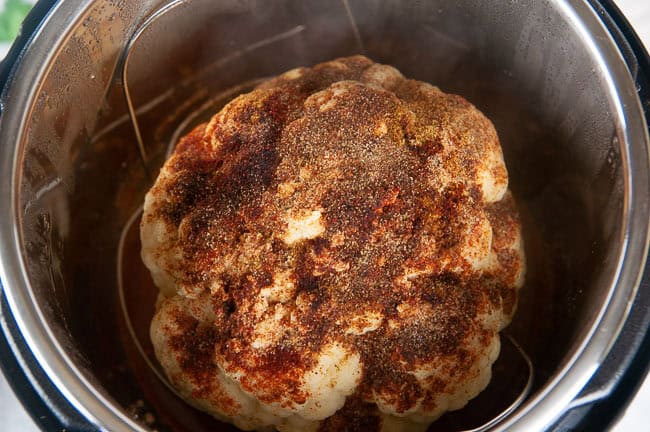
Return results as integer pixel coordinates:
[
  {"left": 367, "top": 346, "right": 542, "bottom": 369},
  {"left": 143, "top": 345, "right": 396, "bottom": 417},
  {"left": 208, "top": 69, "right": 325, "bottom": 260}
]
[
  {"left": 500, "top": 0, "right": 650, "bottom": 429},
  {"left": 0, "top": 1, "right": 151, "bottom": 430},
  {"left": 0, "top": 1, "right": 648, "bottom": 431}
]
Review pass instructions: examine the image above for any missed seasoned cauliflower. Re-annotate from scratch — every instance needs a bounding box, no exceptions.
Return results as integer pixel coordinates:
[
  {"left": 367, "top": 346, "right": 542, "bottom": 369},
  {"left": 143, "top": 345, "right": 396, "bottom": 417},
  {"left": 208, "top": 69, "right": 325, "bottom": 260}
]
[{"left": 141, "top": 56, "right": 524, "bottom": 431}]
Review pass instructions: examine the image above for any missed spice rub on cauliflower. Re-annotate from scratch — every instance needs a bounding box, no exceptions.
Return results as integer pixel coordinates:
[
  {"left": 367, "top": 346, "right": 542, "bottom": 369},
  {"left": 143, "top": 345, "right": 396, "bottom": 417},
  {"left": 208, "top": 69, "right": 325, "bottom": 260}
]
[{"left": 141, "top": 55, "right": 525, "bottom": 432}]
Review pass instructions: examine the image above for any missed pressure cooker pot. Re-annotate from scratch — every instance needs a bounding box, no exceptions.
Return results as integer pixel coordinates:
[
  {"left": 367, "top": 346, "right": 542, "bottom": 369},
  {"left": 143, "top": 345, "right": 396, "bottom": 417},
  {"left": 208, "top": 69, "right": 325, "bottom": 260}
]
[{"left": 0, "top": 0, "right": 649, "bottom": 431}]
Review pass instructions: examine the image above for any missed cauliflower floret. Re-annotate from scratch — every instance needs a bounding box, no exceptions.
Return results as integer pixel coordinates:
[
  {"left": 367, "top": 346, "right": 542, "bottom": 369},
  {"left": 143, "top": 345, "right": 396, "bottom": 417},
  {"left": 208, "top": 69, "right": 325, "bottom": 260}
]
[
  {"left": 141, "top": 56, "right": 525, "bottom": 431},
  {"left": 151, "top": 293, "right": 361, "bottom": 431}
]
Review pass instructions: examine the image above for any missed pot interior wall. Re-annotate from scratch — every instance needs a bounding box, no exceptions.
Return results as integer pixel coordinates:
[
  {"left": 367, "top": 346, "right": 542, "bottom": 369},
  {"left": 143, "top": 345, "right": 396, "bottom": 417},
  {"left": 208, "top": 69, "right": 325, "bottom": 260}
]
[{"left": 17, "top": 0, "right": 625, "bottom": 430}]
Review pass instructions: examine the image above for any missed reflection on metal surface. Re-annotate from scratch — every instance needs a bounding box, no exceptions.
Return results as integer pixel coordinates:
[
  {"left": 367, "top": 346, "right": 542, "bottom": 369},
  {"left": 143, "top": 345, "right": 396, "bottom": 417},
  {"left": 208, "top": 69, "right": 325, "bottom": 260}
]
[
  {"left": 120, "top": 0, "right": 187, "bottom": 174},
  {"left": 117, "top": 205, "right": 177, "bottom": 396}
]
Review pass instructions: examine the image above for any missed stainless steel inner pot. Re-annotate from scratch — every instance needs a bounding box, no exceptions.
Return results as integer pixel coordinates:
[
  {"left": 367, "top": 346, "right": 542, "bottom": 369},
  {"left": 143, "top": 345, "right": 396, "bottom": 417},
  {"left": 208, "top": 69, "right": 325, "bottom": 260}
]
[{"left": 0, "top": 0, "right": 648, "bottom": 431}]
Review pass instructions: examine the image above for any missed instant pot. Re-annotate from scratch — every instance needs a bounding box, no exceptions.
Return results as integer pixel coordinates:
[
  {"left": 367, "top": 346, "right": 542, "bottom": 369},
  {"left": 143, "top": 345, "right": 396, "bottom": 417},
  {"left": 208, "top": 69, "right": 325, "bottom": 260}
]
[{"left": 0, "top": 0, "right": 649, "bottom": 431}]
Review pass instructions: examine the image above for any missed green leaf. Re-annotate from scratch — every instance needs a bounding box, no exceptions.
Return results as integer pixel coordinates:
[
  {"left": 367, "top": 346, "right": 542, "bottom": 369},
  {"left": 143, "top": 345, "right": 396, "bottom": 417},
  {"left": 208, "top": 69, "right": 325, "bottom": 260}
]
[{"left": 0, "top": 0, "right": 33, "bottom": 42}]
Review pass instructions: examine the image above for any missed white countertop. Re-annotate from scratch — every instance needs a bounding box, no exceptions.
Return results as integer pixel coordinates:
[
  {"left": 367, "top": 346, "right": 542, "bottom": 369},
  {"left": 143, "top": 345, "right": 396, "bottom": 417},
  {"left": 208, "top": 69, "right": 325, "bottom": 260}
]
[{"left": 1, "top": 1, "right": 649, "bottom": 431}]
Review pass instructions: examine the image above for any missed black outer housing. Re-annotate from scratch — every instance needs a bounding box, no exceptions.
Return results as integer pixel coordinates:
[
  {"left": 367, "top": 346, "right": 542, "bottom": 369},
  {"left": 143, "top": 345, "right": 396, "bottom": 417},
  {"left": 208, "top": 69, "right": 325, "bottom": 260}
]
[{"left": 0, "top": 1, "right": 648, "bottom": 431}]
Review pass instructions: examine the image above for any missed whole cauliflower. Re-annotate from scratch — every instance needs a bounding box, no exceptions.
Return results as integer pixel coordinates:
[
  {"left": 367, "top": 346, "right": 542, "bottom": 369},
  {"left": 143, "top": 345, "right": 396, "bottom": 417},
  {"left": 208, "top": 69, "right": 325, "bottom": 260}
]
[{"left": 141, "top": 56, "right": 524, "bottom": 432}]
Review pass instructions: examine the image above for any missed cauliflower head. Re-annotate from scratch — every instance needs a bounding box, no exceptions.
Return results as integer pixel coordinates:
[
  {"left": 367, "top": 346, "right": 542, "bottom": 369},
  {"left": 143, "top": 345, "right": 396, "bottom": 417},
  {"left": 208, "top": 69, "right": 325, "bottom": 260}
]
[{"left": 141, "top": 56, "right": 525, "bottom": 432}]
